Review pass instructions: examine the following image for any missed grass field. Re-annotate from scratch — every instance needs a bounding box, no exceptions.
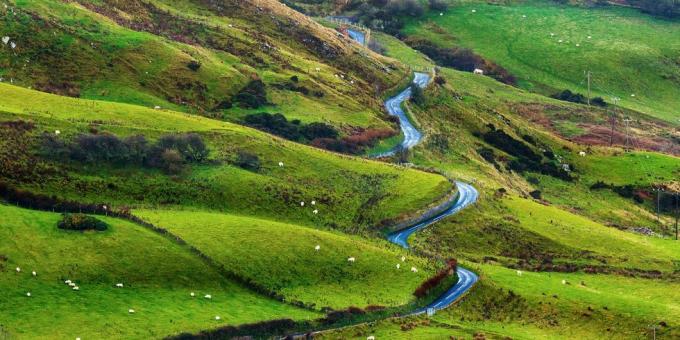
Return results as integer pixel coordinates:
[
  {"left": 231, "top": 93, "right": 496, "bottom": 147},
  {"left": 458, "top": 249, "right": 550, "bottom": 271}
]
[
  {"left": 403, "top": 0, "right": 680, "bottom": 124},
  {"left": 0, "top": 204, "right": 318, "bottom": 339},
  {"left": 136, "top": 209, "right": 437, "bottom": 310},
  {"left": 0, "top": 82, "right": 452, "bottom": 232}
]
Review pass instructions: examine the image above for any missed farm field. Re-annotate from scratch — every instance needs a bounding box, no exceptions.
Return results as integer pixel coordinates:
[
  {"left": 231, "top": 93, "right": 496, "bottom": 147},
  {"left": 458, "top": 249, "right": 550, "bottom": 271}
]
[
  {"left": 402, "top": 0, "right": 680, "bottom": 124},
  {"left": 0, "top": 204, "right": 318, "bottom": 339}
]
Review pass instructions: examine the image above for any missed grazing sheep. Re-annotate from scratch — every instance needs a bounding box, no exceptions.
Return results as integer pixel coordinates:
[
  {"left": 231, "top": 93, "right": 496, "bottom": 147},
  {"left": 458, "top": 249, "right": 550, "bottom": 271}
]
[
  {"left": 411, "top": 267, "right": 418, "bottom": 273},
  {"left": 348, "top": 257, "right": 356, "bottom": 263},
  {"left": 215, "top": 316, "right": 221, "bottom": 320},
  {"left": 278, "top": 161, "right": 284, "bottom": 167},
  {"left": 73, "top": 286, "right": 79, "bottom": 291},
  {"left": 396, "top": 264, "right": 400, "bottom": 269},
  {"left": 311, "top": 200, "right": 316, "bottom": 205},
  {"left": 313, "top": 209, "right": 318, "bottom": 214},
  {"left": 32, "top": 271, "right": 37, "bottom": 276},
  {"left": 205, "top": 294, "right": 212, "bottom": 299},
  {"left": 440, "top": 12, "right": 443, "bottom": 16},
  {"left": 401, "top": 256, "right": 406, "bottom": 262},
  {"left": 55, "top": 130, "right": 61, "bottom": 135},
  {"left": 587, "top": 36, "right": 592, "bottom": 39},
  {"left": 315, "top": 245, "right": 320, "bottom": 251},
  {"left": 471, "top": 9, "right": 476, "bottom": 13},
  {"left": 315, "top": 67, "right": 321, "bottom": 72},
  {"left": 69, "top": 282, "right": 76, "bottom": 287},
  {"left": 579, "top": 151, "right": 586, "bottom": 157},
  {"left": 550, "top": 33, "right": 555, "bottom": 36},
  {"left": 558, "top": 40, "right": 563, "bottom": 43},
  {"left": 77, "top": 337, "right": 81, "bottom": 340},
  {"left": 15, "top": 267, "right": 20, "bottom": 273},
  {"left": 516, "top": 270, "right": 523, "bottom": 276},
  {"left": 300, "top": 201, "right": 305, "bottom": 207},
  {"left": 26, "top": 292, "right": 31, "bottom": 297},
  {"left": 116, "top": 283, "right": 124, "bottom": 288},
  {"left": 473, "top": 68, "right": 484, "bottom": 75},
  {"left": 65, "top": 280, "right": 72, "bottom": 284},
  {"left": 10, "top": 42, "right": 16, "bottom": 49},
  {"left": 367, "top": 336, "right": 375, "bottom": 340},
  {"left": 128, "top": 309, "right": 135, "bottom": 313},
  {"left": 1, "top": 36, "right": 9, "bottom": 44},
  {"left": 190, "top": 292, "right": 195, "bottom": 297},
  {"left": 576, "top": 44, "right": 580, "bottom": 47},
  {"left": 561, "top": 280, "right": 567, "bottom": 285},
  {"left": 154, "top": 106, "right": 161, "bottom": 110}
]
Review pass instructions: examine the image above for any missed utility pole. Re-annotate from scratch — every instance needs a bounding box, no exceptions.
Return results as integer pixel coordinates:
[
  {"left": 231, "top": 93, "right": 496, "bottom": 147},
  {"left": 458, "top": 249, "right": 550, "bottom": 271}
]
[{"left": 609, "top": 97, "right": 620, "bottom": 147}]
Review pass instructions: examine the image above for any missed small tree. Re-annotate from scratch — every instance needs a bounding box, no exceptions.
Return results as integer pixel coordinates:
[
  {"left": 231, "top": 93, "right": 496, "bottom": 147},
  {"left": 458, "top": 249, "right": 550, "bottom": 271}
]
[
  {"left": 235, "top": 150, "right": 261, "bottom": 172},
  {"left": 160, "top": 149, "right": 184, "bottom": 174}
]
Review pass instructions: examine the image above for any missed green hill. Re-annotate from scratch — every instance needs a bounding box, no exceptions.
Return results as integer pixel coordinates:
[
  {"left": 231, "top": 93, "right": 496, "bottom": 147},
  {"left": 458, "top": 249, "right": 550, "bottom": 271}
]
[
  {"left": 0, "top": 204, "right": 318, "bottom": 339},
  {"left": 402, "top": 0, "right": 680, "bottom": 124}
]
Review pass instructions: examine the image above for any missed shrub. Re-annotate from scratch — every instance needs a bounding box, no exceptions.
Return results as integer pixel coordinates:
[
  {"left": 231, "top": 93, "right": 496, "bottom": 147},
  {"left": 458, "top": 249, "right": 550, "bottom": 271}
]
[
  {"left": 58, "top": 213, "right": 108, "bottom": 231},
  {"left": 410, "top": 85, "right": 425, "bottom": 106},
  {"left": 428, "top": 0, "right": 448, "bottom": 11},
  {"left": 529, "top": 190, "right": 542, "bottom": 199},
  {"left": 301, "top": 122, "right": 339, "bottom": 140},
  {"left": 243, "top": 112, "right": 302, "bottom": 141},
  {"left": 235, "top": 150, "right": 261, "bottom": 172},
  {"left": 413, "top": 259, "right": 457, "bottom": 298},
  {"left": 159, "top": 149, "right": 184, "bottom": 174},
  {"left": 187, "top": 60, "right": 201, "bottom": 71},
  {"left": 233, "top": 79, "right": 268, "bottom": 108}
]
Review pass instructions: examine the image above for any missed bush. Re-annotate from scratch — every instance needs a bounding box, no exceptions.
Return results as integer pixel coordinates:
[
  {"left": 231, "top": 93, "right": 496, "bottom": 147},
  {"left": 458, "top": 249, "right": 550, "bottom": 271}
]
[
  {"left": 159, "top": 149, "right": 185, "bottom": 174},
  {"left": 233, "top": 79, "right": 268, "bottom": 108},
  {"left": 410, "top": 85, "right": 425, "bottom": 106},
  {"left": 414, "top": 259, "right": 457, "bottom": 298},
  {"left": 58, "top": 213, "right": 108, "bottom": 231},
  {"left": 235, "top": 150, "right": 261, "bottom": 172},
  {"left": 243, "top": 112, "right": 302, "bottom": 141},
  {"left": 301, "top": 122, "right": 339, "bottom": 140},
  {"left": 187, "top": 60, "right": 201, "bottom": 71},
  {"left": 428, "top": 0, "right": 448, "bottom": 11},
  {"left": 529, "top": 190, "right": 542, "bottom": 199}
]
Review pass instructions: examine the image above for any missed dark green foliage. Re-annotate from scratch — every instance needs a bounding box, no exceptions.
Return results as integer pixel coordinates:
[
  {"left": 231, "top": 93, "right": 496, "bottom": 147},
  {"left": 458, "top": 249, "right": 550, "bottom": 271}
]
[
  {"left": 413, "top": 259, "right": 457, "bottom": 298},
  {"left": 235, "top": 150, "right": 261, "bottom": 172},
  {"left": 354, "top": 0, "right": 424, "bottom": 34},
  {"left": 187, "top": 60, "right": 201, "bottom": 71},
  {"left": 636, "top": 0, "right": 680, "bottom": 18},
  {"left": 428, "top": 0, "right": 448, "bottom": 11},
  {"left": 410, "top": 85, "right": 426, "bottom": 106},
  {"left": 155, "top": 133, "right": 209, "bottom": 163},
  {"left": 302, "top": 122, "right": 339, "bottom": 140},
  {"left": 57, "top": 213, "right": 108, "bottom": 231},
  {"left": 529, "top": 190, "right": 542, "bottom": 199},
  {"left": 406, "top": 39, "right": 516, "bottom": 85},
  {"left": 243, "top": 113, "right": 302, "bottom": 140},
  {"left": 233, "top": 80, "right": 268, "bottom": 108},
  {"left": 552, "top": 89, "right": 607, "bottom": 107}
]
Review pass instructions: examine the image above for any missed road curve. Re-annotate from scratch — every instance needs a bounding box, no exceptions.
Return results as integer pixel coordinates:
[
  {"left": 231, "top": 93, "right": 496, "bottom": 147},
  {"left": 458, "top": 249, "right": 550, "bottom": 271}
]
[{"left": 351, "top": 29, "right": 480, "bottom": 313}]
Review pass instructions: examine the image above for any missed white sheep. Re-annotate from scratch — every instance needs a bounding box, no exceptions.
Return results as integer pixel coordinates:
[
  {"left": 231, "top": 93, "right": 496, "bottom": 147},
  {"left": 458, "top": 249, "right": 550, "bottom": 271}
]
[
  {"left": 154, "top": 105, "right": 161, "bottom": 110},
  {"left": 116, "top": 283, "right": 124, "bottom": 288},
  {"left": 278, "top": 161, "right": 284, "bottom": 167},
  {"left": 471, "top": 9, "right": 476, "bottom": 13},
  {"left": 347, "top": 257, "right": 356, "bottom": 263},
  {"left": 314, "top": 245, "right": 320, "bottom": 251},
  {"left": 55, "top": 130, "right": 61, "bottom": 135},
  {"left": 26, "top": 292, "right": 31, "bottom": 297},
  {"left": 561, "top": 279, "right": 567, "bottom": 285},
  {"left": 73, "top": 286, "right": 79, "bottom": 291},
  {"left": 440, "top": 12, "right": 443, "bottom": 16},
  {"left": 558, "top": 39, "right": 563, "bottom": 43},
  {"left": 300, "top": 201, "right": 305, "bottom": 207},
  {"left": 396, "top": 264, "right": 400, "bottom": 269},
  {"left": 576, "top": 44, "right": 580, "bottom": 47},
  {"left": 128, "top": 309, "right": 135, "bottom": 313},
  {"left": 313, "top": 209, "right": 318, "bottom": 214},
  {"left": 401, "top": 256, "right": 406, "bottom": 262},
  {"left": 311, "top": 200, "right": 316, "bottom": 205},
  {"left": 77, "top": 337, "right": 81, "bottom": 340},
  {"left": 15, "top": 267, "right": 20, "bottom": 273},
  {"left": 367, "top": 336, "right": 375, "bottom": 340},
  {"left": 65, "top": 279, "right": 72, "bottom": 284},
  {"left": 411, "top": 267, "right": 418, "bottom": 273},
  {"left": 69, "top": 282, "right": 76, "bottom": 287},
  {"left": 215, "top": 316, "right": 221, "bottom": 320},
  {"left": 205, "top": 294, "right": 212, "bottom": 299},
  {"left": 587, "top": 36, "right": 592, "bottom": 39},
  {"left": 10, "top": 42, "right": 16, "bottom": 49},
  {"left": 579, "top": 151, "right": 586, "bottom": 157},
  {"left": 473, "top": 68, "right": 484, "bottom": 75},
  {"left": 1, "top": 36, "right": 9, "bottom": 44},
  {"left": 315, "top": 67, "right": 321, "bottom": 72},
  {"left": 32, "top": 271, "right": 37, "bottom": 276},
  {"left": 190, "top": 292, "right": 195, "bottom": 297},
  {"left": 516, "top": 270, "right": 523, "bottom": 276}
]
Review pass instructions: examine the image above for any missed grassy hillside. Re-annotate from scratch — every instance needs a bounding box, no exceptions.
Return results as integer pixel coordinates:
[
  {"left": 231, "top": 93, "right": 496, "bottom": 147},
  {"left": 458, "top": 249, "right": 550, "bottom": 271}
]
[
  {"left": 0, "top": 0, "right": 410, "bottom": 131},
  {"left": 0, "top": 204, "right": 318, "bottom": 339},
  {"left": 402, "top": 0, "right": 680, "bottom": 125},
  {"left": 0, "top": 82, "right": 452, "bottom": 232},
  {"left": 136, "top": 209, "right": 438, "bottom": 310}
]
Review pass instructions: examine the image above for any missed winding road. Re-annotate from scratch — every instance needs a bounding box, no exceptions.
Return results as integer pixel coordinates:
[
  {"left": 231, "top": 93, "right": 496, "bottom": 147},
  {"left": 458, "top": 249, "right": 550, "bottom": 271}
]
[{"left": 346, "top": 28, "right": 479, "bottom": 313}]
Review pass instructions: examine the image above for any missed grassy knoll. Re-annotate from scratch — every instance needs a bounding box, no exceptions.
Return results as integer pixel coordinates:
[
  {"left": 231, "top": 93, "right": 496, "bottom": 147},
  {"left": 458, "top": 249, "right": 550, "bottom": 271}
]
[
  {"left": 1, "top": 0, "right": 409, "bottom": 131},
  {"left": 135, "top": 209, "right": 436, "bottom": 310},
  {"left": 0, "top": 204, "right": 318, "bottom": 339},
  {"left": 0, "top": 82, "right": 452, "bottom": 232},
  {"left": 402, "top": 0, "right": 680, "bottom": 124}
]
